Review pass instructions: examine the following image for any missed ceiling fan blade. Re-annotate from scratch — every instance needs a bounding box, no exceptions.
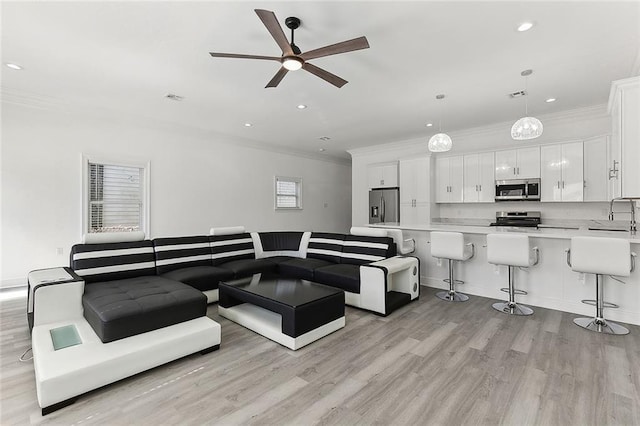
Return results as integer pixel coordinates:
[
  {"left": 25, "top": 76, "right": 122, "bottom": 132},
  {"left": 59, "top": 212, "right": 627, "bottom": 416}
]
[
  {"left": 301, "top": 36, "right": 370, "bottom": 61},
  {"left": 254, "top": 9, "right": 294, "bottom": 56},
  {"left": 266, "top": 67, "right": 289, "bottom": 88},
  {"left": 209, "top": 52, "right": 281, "bottom": 61},
  {"left": 302, "top": 63, "right": 348, "bottom": 88}
]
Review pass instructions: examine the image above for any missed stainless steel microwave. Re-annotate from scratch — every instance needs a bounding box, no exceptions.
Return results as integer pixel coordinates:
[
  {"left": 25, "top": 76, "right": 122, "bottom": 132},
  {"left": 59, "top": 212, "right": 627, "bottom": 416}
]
[{"left": 495, "top": 178, "right": 541, "bottom": 201}]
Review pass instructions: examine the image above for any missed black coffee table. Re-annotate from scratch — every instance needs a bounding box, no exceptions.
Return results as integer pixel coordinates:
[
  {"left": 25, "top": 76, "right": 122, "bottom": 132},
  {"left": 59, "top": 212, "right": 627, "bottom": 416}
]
[{"left": 218, "top": 274, "right": 345, "bottom": 350}]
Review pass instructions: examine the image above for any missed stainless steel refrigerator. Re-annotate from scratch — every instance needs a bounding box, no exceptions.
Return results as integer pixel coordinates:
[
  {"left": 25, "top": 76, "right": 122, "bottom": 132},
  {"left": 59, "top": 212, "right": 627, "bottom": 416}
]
[{"left": 369, "top": 187, "right": 400, "bottom": 224}]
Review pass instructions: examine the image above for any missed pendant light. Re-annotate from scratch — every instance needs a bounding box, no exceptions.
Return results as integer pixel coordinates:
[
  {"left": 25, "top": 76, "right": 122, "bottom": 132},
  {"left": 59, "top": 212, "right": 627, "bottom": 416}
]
[
  {"left": 511, "top": 69, "right": 543, "bottom": 140},
  {"left": 428, "top": 94, "right": 452, "bottom": 152}
]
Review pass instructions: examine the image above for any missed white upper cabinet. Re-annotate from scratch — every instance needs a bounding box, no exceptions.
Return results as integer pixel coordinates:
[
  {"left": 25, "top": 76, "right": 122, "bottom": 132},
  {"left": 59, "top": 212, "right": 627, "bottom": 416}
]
[
  {"left": 609, "top": 77, "right": 640, "bottom": 198},
  {"left": 435, "top": 156, "right": 463, "bottom": 203},
  {"left": 583, "top": 136, "right": 609, "bottom": 202},
  {"left": 540, "top": 141, "right": 584, "bottom": 202},
  {"left": 494, "top": 147, "right": 540, "bottom": 180},
  {"left": 367, "top": 162, "right": 398, "bottom": 189},
  {"left": 463, "top": 152, "right": 495, "bottom": 202}
]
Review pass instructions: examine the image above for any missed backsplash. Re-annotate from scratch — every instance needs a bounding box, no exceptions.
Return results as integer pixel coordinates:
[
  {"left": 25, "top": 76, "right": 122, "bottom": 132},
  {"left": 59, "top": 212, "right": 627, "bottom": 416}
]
[{"left": 436, "top": 201, "right": 636, "bottom": 228}]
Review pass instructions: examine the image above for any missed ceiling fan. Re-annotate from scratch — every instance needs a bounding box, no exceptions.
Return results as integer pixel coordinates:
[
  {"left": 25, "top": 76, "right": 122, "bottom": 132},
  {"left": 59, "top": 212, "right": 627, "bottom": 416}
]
[{"left": 209, "top": 9, "right": 370, "bottom": 88}]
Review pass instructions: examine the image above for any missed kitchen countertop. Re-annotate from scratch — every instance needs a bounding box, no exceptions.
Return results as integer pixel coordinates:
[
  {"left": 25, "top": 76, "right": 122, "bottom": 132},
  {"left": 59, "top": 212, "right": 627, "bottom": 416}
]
[{"left": 370, "top": 222, "right": 640, "bottom": 243}]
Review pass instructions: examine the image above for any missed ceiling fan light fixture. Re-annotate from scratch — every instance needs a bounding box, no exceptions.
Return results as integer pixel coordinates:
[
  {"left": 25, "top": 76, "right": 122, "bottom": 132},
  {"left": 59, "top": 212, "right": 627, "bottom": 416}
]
[
  {"left": 428, "top": 133, "right": 453, "bottom": 153},
  {"left": 282, "top": 56, "right": 303, "bottom": 71}
]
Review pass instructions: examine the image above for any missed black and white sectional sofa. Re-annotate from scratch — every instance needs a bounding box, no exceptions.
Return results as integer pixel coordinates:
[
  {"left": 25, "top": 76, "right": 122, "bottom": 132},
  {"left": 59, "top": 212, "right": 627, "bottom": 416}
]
[
  {"left": 29, "top": 232, "right": 221, "bottom": 415},
  {"left": 29, "top": 226, "right": 419, "bottom": 415}
]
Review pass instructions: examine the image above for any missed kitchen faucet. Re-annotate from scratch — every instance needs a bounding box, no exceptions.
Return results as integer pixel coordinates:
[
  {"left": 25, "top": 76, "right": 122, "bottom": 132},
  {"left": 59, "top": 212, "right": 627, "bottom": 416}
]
[{"left": 609, "top": 197, "right": 637, "bottom": 234}]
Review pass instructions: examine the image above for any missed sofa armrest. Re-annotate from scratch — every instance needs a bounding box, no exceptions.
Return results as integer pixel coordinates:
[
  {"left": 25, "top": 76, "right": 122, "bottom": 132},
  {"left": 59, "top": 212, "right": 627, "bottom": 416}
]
[
  {"left": 359, "top": 256, "right": 420, "bottom": 314},
  {"left": 28, "top": 268, "right": 84, "bottom": 328}
]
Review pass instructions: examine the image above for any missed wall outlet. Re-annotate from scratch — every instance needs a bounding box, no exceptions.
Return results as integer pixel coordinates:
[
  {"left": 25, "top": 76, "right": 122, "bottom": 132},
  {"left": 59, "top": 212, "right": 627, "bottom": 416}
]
[
  {"left": 324, "top": 202, "right": 328, "bottom": 208},
  {"left": 56, "top": 247, "right": 63, "bottom": 255}
]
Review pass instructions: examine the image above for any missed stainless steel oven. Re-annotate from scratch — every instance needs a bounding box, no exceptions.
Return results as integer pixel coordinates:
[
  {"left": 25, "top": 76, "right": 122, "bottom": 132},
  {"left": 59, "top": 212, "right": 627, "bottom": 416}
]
[{"left": 495, "top": 178, "right": 541, "bottom": 201}]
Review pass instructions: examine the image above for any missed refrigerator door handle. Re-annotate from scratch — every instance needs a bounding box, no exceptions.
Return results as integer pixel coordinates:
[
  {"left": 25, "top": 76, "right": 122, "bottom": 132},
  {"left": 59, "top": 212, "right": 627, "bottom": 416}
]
[{"left": 381, "top": 195, "right": 386, "bottom": 222}]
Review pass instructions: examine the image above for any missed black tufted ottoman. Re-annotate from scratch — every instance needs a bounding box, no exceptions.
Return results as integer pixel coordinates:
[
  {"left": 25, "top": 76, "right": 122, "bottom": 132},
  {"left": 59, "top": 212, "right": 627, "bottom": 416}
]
[{"left": 82, "top": 276, "right": 207, "bottom": 343}]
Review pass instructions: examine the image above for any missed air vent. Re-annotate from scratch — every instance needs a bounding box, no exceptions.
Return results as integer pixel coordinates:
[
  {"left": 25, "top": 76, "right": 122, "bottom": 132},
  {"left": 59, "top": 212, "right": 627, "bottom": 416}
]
[
  {"left": 509, "top": 90, "right": 527, "bottom": 99},
  {"left": 164, "top": 93, "right": 184, "bottom": 101}
]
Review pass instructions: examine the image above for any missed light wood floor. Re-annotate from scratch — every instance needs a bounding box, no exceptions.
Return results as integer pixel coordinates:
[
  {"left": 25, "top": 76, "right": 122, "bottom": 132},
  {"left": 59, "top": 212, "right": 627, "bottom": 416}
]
[{"left": 2, "top": 287, "right": 640, "bottom": 425}]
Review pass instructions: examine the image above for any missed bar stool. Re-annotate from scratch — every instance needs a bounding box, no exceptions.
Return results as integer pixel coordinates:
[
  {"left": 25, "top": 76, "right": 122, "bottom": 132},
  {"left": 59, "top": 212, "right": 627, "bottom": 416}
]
[
  {"left": 566, "top": 237, "right": 636, "bottom": 335},
  {"left": 430, "top": 232, "right": 475, "bottom": 302},
  {"left": 386, "top": 229, "right": 416, "bottom": 255},
  {"left": 486, "top": 234, "right": 539, "bottom": 316}
]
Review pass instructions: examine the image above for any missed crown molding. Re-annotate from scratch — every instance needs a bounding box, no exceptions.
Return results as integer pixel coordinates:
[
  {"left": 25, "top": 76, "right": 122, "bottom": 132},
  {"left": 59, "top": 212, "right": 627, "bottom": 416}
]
[
  {"left": 348, "top": 137, "right": 428, "bottom": 158},
  {"left": 1, "top": 88, "right": 351, "bottom": 166}
]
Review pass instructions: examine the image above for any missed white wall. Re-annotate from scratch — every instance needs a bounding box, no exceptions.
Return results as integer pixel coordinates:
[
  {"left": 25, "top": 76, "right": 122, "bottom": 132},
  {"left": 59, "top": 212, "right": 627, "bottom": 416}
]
[
  {"left": 350, "top": 104, "right": 612, "bottom": 226},
  {"left": 1, "top": 103, "right": 352, "bottom": 287}
]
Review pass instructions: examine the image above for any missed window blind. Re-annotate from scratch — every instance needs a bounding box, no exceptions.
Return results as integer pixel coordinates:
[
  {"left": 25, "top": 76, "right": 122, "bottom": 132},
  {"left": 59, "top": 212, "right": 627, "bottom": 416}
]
[
  {"left": 89, "top": 163, "right": 143, "bottom": 233},
  {"left": 275, "top": 177, "right": 301, "bottom": 209}
]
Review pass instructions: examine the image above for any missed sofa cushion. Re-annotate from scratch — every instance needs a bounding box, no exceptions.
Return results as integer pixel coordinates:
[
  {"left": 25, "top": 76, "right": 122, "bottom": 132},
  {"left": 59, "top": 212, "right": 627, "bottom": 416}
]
[
  {"left": 82, "top": 276, "right": 206, "bottom": 343},
  {"left": 159, "top": 265, "right": 233, "bottom": 291},
  {"left": 210, "top": 233, "right": 255, "bottom": 266},
  {"left": 218, "top": 258, "right": 277, "bottom": 278},
  {"left": 313, "top": 264, "right": 361, "bottom": 294},
  {"left": 153, "top": 236, "right": 212, "bottom": 274},
  {"left": 341, "top": 235, "right": 396, "bottom": 266},
  {"left": 278, "top": 258, "right": 335, "bottom": 281},
  {"left": 264, "top": 256, "right": 298, "bottom": 265},
  {"left": 71, "top": 240, "right": 157, "bottom": 283},
  {"left": 306, "top": 232, "right": 345, "bottom": 263}
]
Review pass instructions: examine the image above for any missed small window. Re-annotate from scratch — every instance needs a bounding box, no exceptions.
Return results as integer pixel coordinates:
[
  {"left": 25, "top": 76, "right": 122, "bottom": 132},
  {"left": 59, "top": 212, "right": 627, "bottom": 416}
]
[
  {"left": 83, "top": 157, "right": 149, "bottom": 234},
  {"left": 275, "top": 176, "right": 302, "bottom": 210}
]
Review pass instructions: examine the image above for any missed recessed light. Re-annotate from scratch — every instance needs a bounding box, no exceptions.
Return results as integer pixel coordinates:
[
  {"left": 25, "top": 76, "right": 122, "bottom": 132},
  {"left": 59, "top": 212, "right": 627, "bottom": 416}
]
[
  {"left": 319, "top": 148, "right": 326, "bottom": 152},
  {"left": 545, "top": 97, "right": 557, "bottom": 103},
  {"left": 426, "top": 123, "right": 433, "bottom": 127},
  {"left": 6, "top": 63, "right": 23, "bottom": 70},
  {"left": 244, "top": 123, "right": 252, "bottom": 127},
  {"left": 297, "top": 104, "right": 307, "bottom": 109},
  {"left": 517, "top": 22, "right": 534, "bottom": 32},
  {"left": 319, "top": 136, "right": 331, "bottom": 141}
]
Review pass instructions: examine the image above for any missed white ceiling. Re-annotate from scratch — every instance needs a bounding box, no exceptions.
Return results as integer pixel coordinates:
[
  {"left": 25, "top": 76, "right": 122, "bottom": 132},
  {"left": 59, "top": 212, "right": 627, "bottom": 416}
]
[{"left": 2, "top": 1, "right": 639, "bottom": 160}]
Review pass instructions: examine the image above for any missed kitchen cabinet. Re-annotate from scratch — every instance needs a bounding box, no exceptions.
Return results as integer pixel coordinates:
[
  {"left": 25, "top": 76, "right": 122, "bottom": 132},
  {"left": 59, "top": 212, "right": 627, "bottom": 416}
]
[
  {"left": 463, "top": 152, "right": 495, "bottom": 203},
  {"left": 435, "top": 156, "right": 463, "bottom": 203},
  {"left": 540, "top": 141, "right": 583, "bottom": 202},
  {"left": 399, "top": 157, "right": 431, "bottom": 224},
  {"left": 494, "top": 147, "right": 540, "bottom": 180},
  {"left": 367, "top": 162, "right": 398, "bottom": 189},
  {"left": 609, "top": 77, "right": 640, "bottom": 198},
  {"left": 583, "top": 136, "right": 609, "bottom": 202}
]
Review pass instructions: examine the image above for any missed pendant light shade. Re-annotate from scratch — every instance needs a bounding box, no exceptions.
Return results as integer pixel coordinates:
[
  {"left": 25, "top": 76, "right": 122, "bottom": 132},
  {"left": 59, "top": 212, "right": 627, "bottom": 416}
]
[
  {"left": 428, "top": 94, "right": 452, "bottom": 153},
  {"left": 428, "top": 133, "right": 453, "bottom": 152},
  {"left": 511, "top": 69, "right": 543, "bottom": 140},
  {"left": 511, "top": 116, "right": 544, "bottom": 140}
]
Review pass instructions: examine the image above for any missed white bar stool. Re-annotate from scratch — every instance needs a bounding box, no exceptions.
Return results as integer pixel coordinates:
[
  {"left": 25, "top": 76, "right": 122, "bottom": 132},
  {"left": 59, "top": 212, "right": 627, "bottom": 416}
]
[
  {"left": 487, "top": 234, "right": 539, "bottom": 316},
  {"left": 430, "top": 232, "right": 475, "bottom": 302},
  {"left": 566, "top": 237, "right": 636, "bottom": 335}
]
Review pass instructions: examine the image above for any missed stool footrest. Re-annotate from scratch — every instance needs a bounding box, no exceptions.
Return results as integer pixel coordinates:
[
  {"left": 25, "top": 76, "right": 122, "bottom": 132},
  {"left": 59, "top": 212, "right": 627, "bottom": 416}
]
[
  {"left": 580, "top": 299, "right": 619, "bottom": 309},
  {"left": 500, "top": 287, "right": 527, "bottom": 296},
  {"left": 444, "top": 279, "right": 464, "bottom": 285}
]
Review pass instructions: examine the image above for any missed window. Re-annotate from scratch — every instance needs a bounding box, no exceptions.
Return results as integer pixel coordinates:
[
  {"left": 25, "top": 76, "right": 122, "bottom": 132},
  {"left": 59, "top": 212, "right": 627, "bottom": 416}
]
[
  {"left": 275, "top": 176, "right": 302, "bottom": 210},
  {"left": 83, "top": 157, "right": 149, "bottom": 234}
]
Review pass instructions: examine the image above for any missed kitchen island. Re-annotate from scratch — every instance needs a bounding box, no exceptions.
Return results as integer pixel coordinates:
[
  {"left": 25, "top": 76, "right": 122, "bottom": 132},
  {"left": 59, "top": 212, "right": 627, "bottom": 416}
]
[{"left": 371, "top": 222, "right": 640, "bottom": 325}]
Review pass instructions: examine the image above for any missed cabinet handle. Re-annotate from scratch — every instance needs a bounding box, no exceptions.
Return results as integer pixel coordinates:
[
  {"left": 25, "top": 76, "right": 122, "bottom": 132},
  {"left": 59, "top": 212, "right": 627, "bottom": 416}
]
[
  {"left": 479, "top": 184, "right": 482, "bottom": 191},
  {"left": 517, "top": 167, "right": 520, "bottom": 175},
  {"left": 381, "top": 179, "right": 384, "bottom": 185},
  {"left": 513, "top": 167, "right": 516, "bottom": 175},
  {"left": 562, "top": 181, "right": 565, "bottom": 189},
  {"left": 557, "top": 181, "right": 560, "bottom": 189}
]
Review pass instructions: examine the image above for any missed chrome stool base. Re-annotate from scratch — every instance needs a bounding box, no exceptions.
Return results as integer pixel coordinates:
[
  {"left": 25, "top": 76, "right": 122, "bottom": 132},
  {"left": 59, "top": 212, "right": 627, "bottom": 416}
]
[
  {"left": 573, "top": 317, "right": 629, "bottom": 335},
  {"left": 492, "top": 301, "right": 534, "bottom": 316},
  {"left": 436, "top": 290, "right": 469, "bottom": 302}
]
